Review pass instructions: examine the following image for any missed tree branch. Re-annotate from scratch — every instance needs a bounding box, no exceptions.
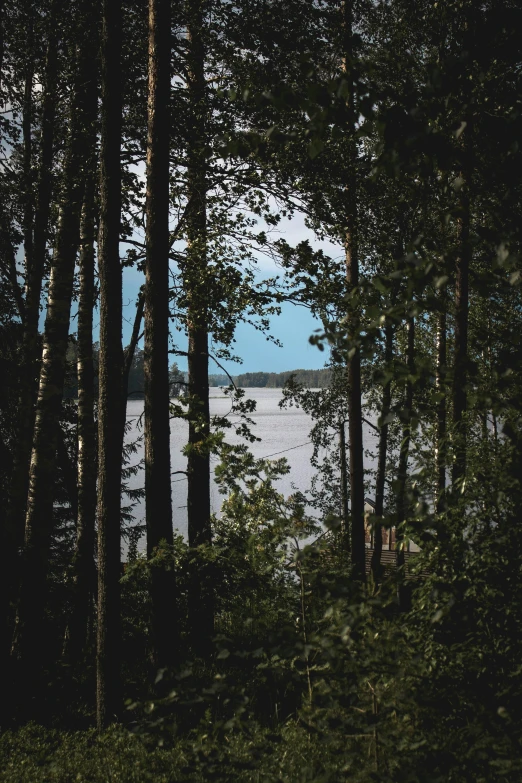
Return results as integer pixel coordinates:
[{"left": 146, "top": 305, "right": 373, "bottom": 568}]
[
  {"left": 122, "top": 288, "right": 145, "bottom": 388},
  {"left": 209, "top": 352, "right": 239, "bottom": 393}
]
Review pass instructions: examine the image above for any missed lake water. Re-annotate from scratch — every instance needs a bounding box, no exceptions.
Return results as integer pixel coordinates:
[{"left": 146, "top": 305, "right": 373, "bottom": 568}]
[{"left": 125, "top": 388, "right": 381, "bottom": 539}]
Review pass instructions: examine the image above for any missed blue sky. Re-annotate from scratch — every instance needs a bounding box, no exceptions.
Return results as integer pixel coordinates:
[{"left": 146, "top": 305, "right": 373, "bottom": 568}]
[
  {"left": 121, "top": 283, "right": 330, "bottom": 375},
  {"left": 218, "top": 300, "right": 326, "bottom": 374},
  {"left": 119, "top": 210, "right": 342, "bottom": 374},
  {"left": 65, "top": 205, "right": 343, "bottom": 375}
]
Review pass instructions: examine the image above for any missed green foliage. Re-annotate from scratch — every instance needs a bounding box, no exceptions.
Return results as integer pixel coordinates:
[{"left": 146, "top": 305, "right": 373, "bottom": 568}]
[
  {"left": 0, "top": 722, "right": 349, "bottom": 783},
  {"left": 3, "top": 1, "right": 522, "bottom": 781}
]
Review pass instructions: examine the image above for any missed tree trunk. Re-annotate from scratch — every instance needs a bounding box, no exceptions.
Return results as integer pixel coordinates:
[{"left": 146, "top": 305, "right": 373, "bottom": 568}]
[
  {"left": 22, "top": 63, "right": 33, "bottom": 291},
  {"left": 339, "top": 418, "right": 349, "bottom": 546},
  {"left": 120, "top": 290, "right": 145, "bottom": 442},
  {"left": 11, "top": 1, "right": 98, "bottom": 707},
  {"left": 0, "top": 1, "right": 4, "bottom": 103},
  {"left": 436, "top": 296, "right": 447, "bottom": 511},
  {"left": 123, "top": 291, "right": 145, "bottom": 392},
  {"left": 144, "top": 0, "right": 177, "bottom": 671},
  {"left": 186, "top": 0, "right": 213, "bottom": 651},
  {"left": 342, "top": 0, "right": 365, "bottom": 582},
  {"left": 452, "top": 131, "right": 472, "bottom": 486},
  {"left": 396, "top": 317, "right": 415, "bottom": 611},
  {"left": 371, "top": 322, "right": 393, "bottom": 582},
  {"left": 56, "top": 422, "right": 78, "bottom": 522},
  {"left": 24, "top": 5, "right": 59, "bottom": 377},
  {"left": 6, "top": 64, "right": 35, "bottom": 557},
  {"left": 96, "top": 0, "right": 124, "bottom": 731},
  {"left": 0, "top": 9, "right": 59, "bottom": 724},
  {"left": 0, "top": 53, "right": 34, "bottom": 718},
  {"left": 7, "top": 13, "right": 59, "bottom": 562},
  {"left": 70, "top": 169, "right": 97, "bottom": 665}
]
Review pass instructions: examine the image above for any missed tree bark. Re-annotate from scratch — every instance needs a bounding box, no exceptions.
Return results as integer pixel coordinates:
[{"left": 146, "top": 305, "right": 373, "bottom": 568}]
[
  {"left": 339, "top": 418, "right": 349, "bottom": 545},
  {"left": 7, "top": 13, "right": 59, "bottom": 562},
  {"left": 186, "top": 0, "right": 213, "bottom": 651},
  {"left": 96, "top": 0, "right": 123, "bottom": 730},
  {"left": 96, "top": 0, "right": 124, "bottom": 730},
  {"left": 56, "top": 422, "right": 78, "bottom": 522},
  {"left": 371, "top": 322, "right": 393, "bottom": 582},
  {"left": 396, "top": 317, "right": 415, "bottom": 612},
  {"left": 0, "top": 8, "right": 60, "bottom": 725},
  {"left": 11, "top": 0, "right": 98, "bottom": 704},
  {"left": 70, "top": 169, "right": 97, "bottom": 665},
  {"left": 0, "top": 45, "right": 34, "bottom": 718},
  {"left": 24, "top": 5, "right": 59, "bottom": 370},
  {"left": 452, "top": 131, "right": 472, "bottom": 487},
  {"left": 436, "top": 296, "right": 447, "bottom": 511},
  {"left": 6, "top": 63, "right": 35, "bottom": 555},
  {"left": 22, "top": 63, "right": 33, "bottom": 291},
  {"left": 144, "top": 0, "right": 177, "bottom": 671},
  {"left": 0, "top": 1, "right": 4, "bottom": 103},
  {"left": 342, "top": 0, "right": 365, "bottom": 582},
  {"left": 123, "top": 291, "right": 145, "bottom": 392}
]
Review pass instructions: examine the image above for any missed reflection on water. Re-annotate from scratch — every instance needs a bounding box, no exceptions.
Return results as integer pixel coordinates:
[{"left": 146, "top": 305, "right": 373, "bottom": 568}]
[{"left": 125, "top": 387, "right": 380, "bottom": 539}]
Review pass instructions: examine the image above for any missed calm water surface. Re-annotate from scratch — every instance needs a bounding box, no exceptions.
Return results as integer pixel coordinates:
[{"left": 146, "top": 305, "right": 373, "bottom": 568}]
[{"left": 125, "top": 388, "right": 379, "bottom": 539}]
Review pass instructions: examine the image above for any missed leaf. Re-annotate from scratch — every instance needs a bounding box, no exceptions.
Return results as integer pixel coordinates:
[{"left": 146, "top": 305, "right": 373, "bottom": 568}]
[
  {"left": 455, "top": 120, "right": 467, "bottom": 138},
  {"left": 434, "top": 275, "right": 448, "bottom": 288},
  {"left": 372, "top": 277, "right": 389, "bottom": 294},
  {"left": 452, "top": 176, "right": 465, "bottom": 191},
  {"left": 308, "top": 138, "right": 325, "bottom": 159}
]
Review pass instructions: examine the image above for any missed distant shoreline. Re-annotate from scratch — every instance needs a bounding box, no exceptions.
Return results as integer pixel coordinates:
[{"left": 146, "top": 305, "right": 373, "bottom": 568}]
[{"left": 209, "top": 367, "right": 331, "bottom": 389}]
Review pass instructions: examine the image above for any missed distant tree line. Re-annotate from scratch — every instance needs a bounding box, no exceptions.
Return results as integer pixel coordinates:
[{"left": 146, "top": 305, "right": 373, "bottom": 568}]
[
  {"left": 209, "top": 368, "right": 333, "bottom": 389},
  {"left": 63, "top": 342, "right": 185, "bottom": 399}
]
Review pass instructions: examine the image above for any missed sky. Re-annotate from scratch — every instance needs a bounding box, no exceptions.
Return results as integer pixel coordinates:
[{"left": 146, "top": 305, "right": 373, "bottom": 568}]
[
  {"left": 34, "top": 205, "right": 341, "bottom": 374},
  {"left": 119, "top": 210, "right": 342, "bottom": 375}
]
